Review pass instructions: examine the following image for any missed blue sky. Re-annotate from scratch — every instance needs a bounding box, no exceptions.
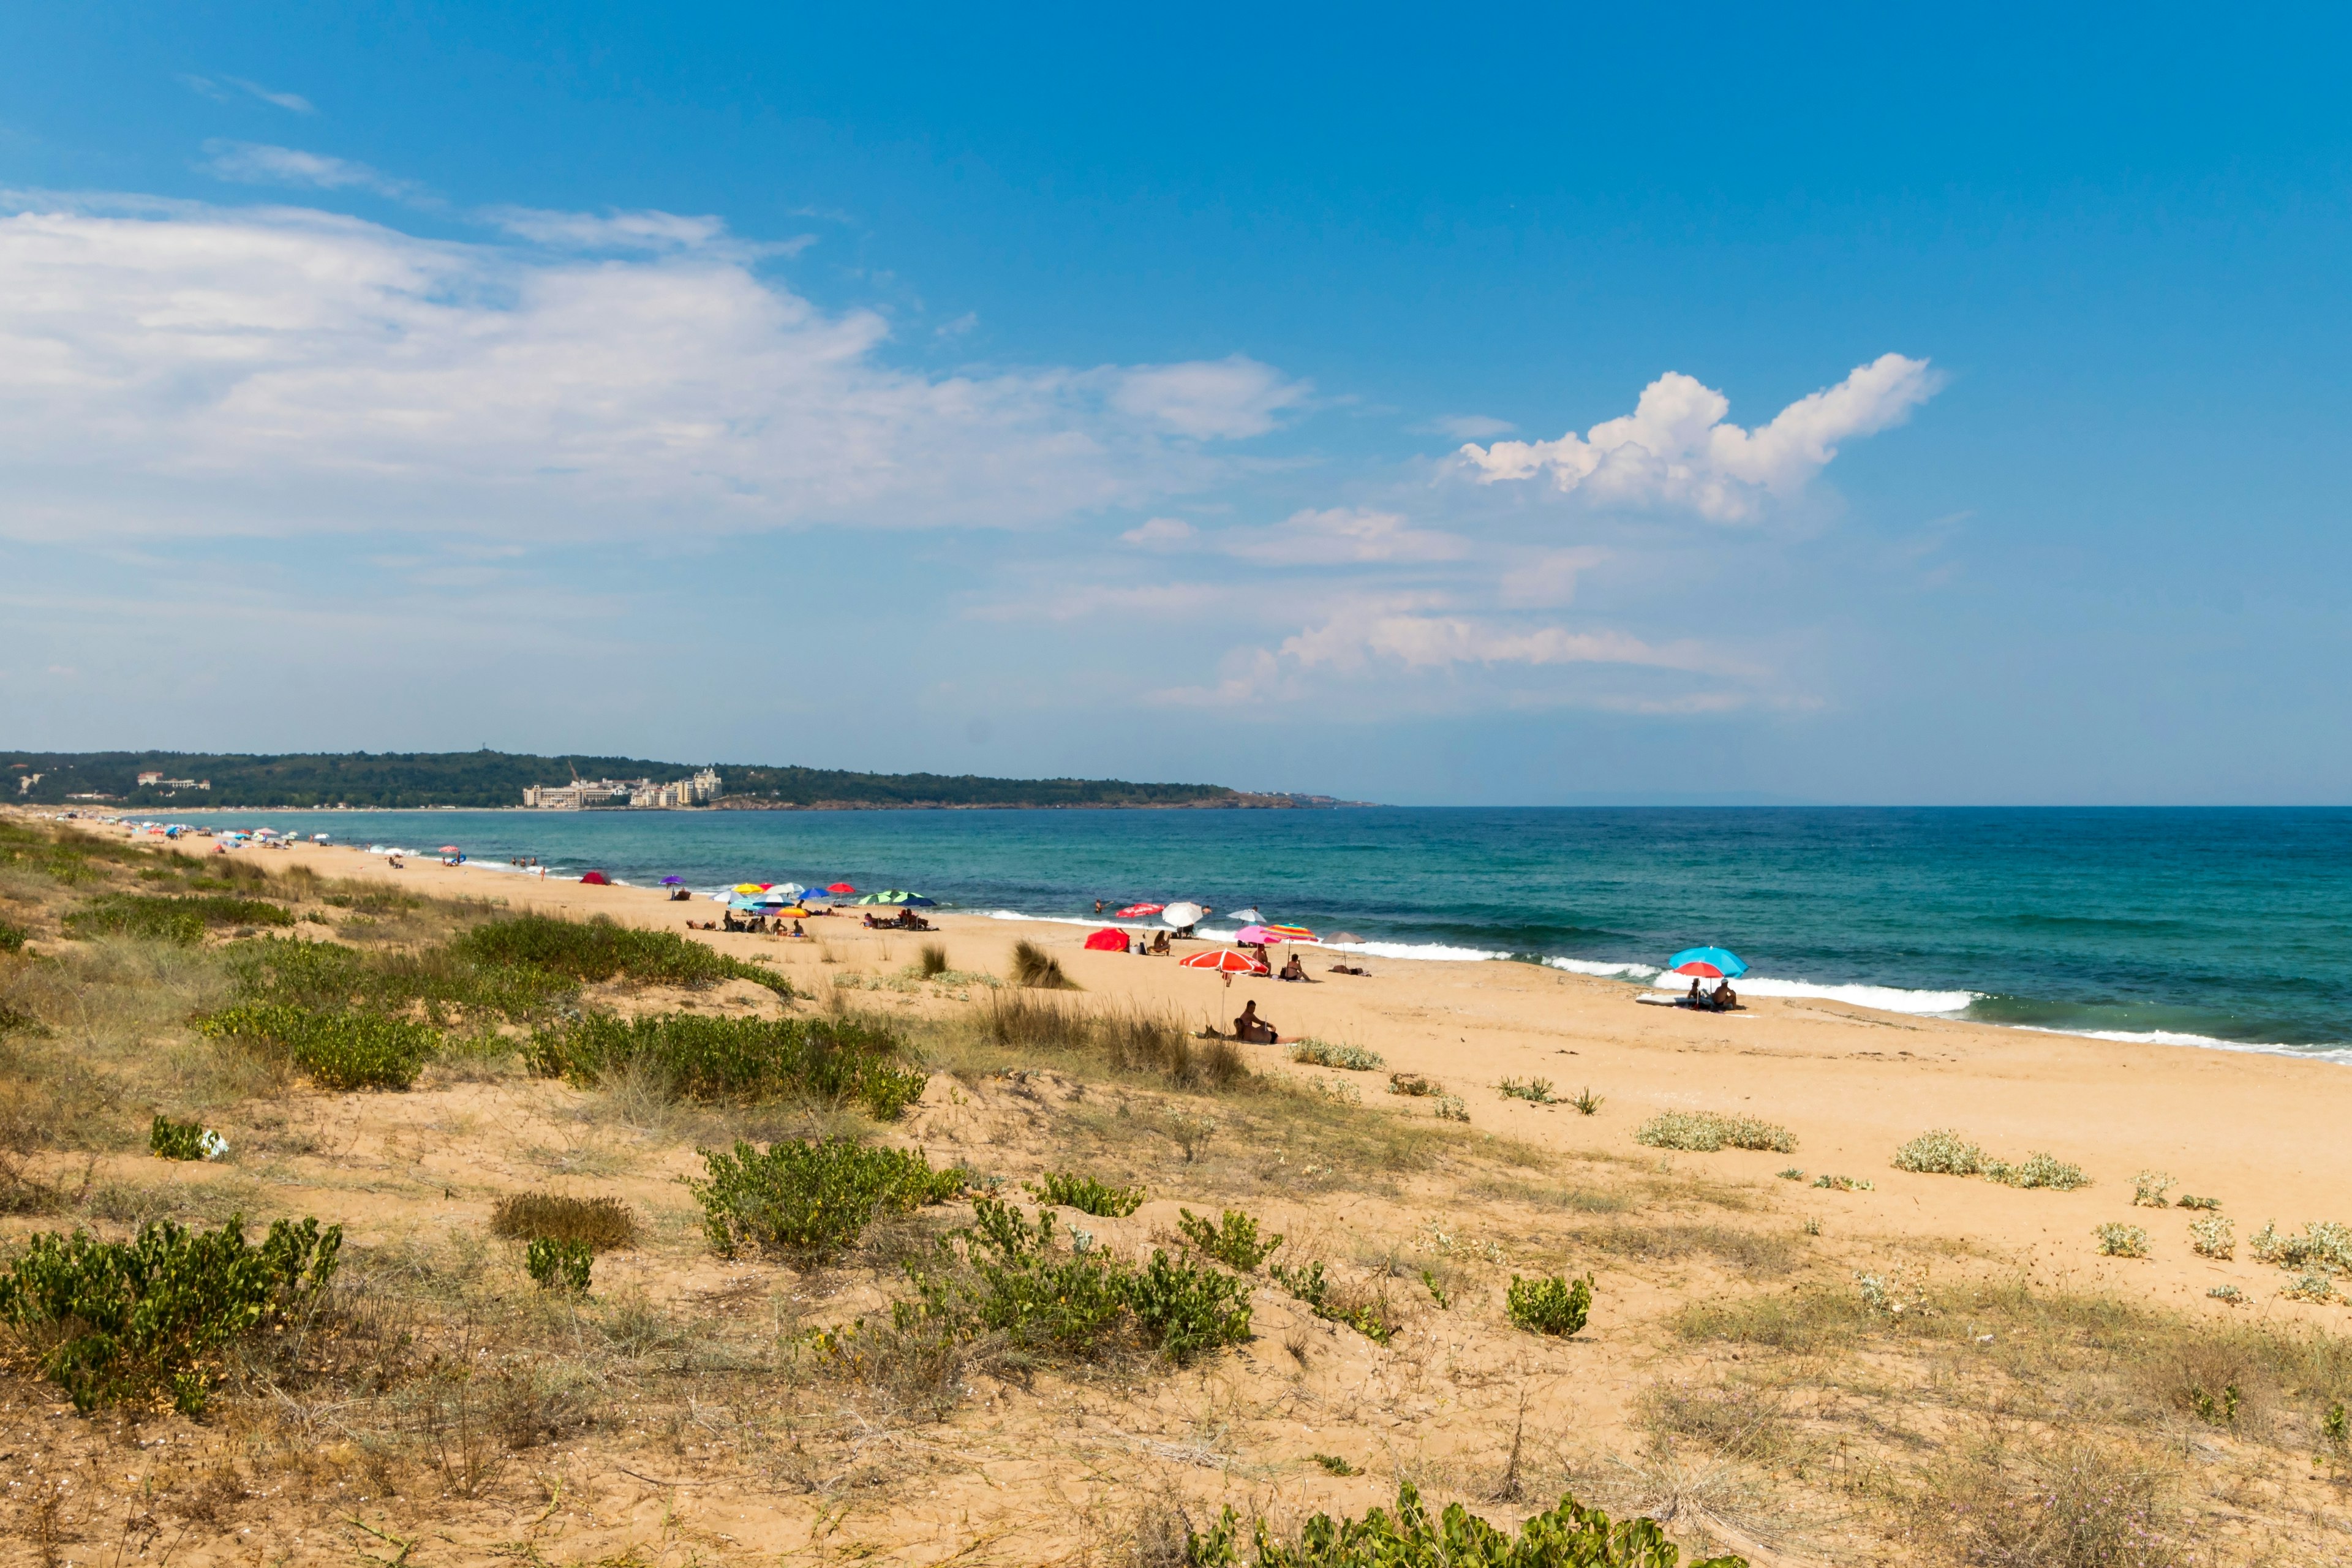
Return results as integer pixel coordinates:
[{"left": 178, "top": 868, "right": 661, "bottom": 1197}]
[{"left": 2, "top": 3, "right": 2347, "bottom": 803}]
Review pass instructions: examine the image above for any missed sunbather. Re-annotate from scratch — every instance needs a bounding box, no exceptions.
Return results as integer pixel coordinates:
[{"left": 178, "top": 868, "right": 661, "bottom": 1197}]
[
  {"left": 1278, "top": 953, "right": 1307, "bottom": 981},
  {"left": 1233, "top": 1000, "right": 1280, "bottom": 1044}
]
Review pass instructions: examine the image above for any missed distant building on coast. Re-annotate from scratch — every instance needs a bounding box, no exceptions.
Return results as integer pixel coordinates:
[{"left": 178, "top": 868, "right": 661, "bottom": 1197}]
[
  {"left": 522, "top": 768, "right": 722, "bottom": 810},
  {"left": 135, "top": 772, "right": 210, "bottom": 792}
]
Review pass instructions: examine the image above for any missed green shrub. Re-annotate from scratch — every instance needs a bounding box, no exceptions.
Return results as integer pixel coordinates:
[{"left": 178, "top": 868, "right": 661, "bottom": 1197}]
[
  {"left": 2248, "top": 1219, "right": 2352, "bottom": 1273},
  {"left": 2132, "top": 1170, "right": 2174, "bottom": 1208},
  {"left": 1009, "top": 940, "right": 1077, "bottom": 990},
  {"left": 1178, "top": 1207, "right": 1284, "bottom": 1271},
  {"left": 1434, "top": 1094, "right": 1469, "bottom": 1123},
  {"left": 489, "top": 1192, "right": 638, "bottom": 1250},
  {"left": 527, "top": 1011, "right": 926, "bottom": 1118},
  {"left": 456, "top": 913, "right": 791, "bottom": 994},
  {"left": 1183, "top": 1480, "right": 1745, "bottom": 1567},
  {"left": 526, "top": 1237, "right": 593, "bottom": 1294},
  {"left": 1026, "top": 1171, "right": 1145, "bottom": 1218},
  {"left": 897, "top": 1196, "right": 1251, "bottom": 1366},
  {"left": 1289, "top": 1039, "right": 1384, "bottom": 1071},
  {"left": 688, "top": 1137, "right": 964, "bottom": 1262},
  {"left": 1569, "top": 1087, "right": 1604, "bottom": 1117},
  {"left": 1891, "top": 1129, "right": 1987, "bottom": 1174},
  {"left": 2094, "top": 1222, "right": 2150, "bottom": 1258},
  {"left": 225, "top": 937, "right": 575, "bottom": 1023},
  {"left": 148, "top": 1115, "right": 214, "bottom": 1162},
  {"left": 2189, "top": 1215, "right": 2234, "bottom": 1259},
  {"left": 63, "top": 894, "right": 292, "bottom": 945},
  {"left": 2177, "top": 1193, "right": 2222, "bottom": 1212},
  {"left": 1812, "top": 1174, "right": 1874, "bottom": 1191},
  {"left": 1499, "top": 1077, "right": 1558, "bottom": 1104},
  {"left": 1984, "top": 1151, "right": 2089, "bottom": 1190},
  {"left": 198, "top": 1003, "right": 439, "bottom": 1090},
  {"left": 1388, "top": 1072, "right": 1433, "bottom": 1096},
  {"left": 0, "top": 919, "right": 26, "bottom": 953},
  {"left": 0, "top": 1216, "right": 341, "bottom": 1414},
  {"left": 1506, "top": 1273, "right": 1593, "bottom": 1338},
  {"left": 1635, "top": 1110, "right": 1794, "bottom": 1154}
]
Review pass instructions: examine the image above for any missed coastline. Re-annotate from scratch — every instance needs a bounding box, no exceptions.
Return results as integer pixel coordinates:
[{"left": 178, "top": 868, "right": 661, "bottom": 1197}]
[{"left": 104, "top": 823, "right": 2352, "bottom": 1327}]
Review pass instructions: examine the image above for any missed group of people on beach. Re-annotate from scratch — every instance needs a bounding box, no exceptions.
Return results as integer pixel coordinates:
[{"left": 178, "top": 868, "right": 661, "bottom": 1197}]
[{"left": 1683, "top": 977, "right": 1740, "bottom": 1011}]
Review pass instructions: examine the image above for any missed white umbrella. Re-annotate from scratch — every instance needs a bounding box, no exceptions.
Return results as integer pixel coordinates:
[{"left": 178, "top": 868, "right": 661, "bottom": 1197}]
[{"left": 1162, "top": 901, "right": 1204, "bottom": 929}]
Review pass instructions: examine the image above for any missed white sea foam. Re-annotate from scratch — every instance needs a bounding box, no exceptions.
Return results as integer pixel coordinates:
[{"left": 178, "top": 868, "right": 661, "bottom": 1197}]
[
  {"left": 1327, "top": 940, "right": 1507, "bottom": 963},
  {"left": 1638, "top": 970, "right": 1978, "bottom": 1015},
  {"left": 2016, "top": 1026, "right": 2352, "bottom": 1066},
  {"left": 1548, "top": 957, "right": 1662, "bottom": 981}
]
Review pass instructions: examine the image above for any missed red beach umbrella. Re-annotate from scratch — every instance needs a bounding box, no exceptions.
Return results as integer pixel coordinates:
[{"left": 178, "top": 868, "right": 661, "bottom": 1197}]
[
  {"left": 1178, "top": 949, "right": 1269, "bottom": 975},
  {"left": 827, "top": 883, "right": 857, "bottom": 895},
  {"left": 579, "top": 870, "right": 611, "bottom": 886},
  {"left": 438, "top": 845, "right": 461, "bottom": 854},
  {"left": 1116, "top": 902, "right": 1165, "bottom": 917},
  {"left": 1084, "top": 928, "right": 1129, "bottom": 951}
]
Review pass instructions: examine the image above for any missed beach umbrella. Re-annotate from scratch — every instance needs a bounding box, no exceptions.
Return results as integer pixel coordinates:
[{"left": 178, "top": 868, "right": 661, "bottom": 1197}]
[
  {"left": 734, "top": 883, "right": 766, "bottom": 895},
  {"left": 1162, "top": 900, "right": 1205, "bottom": 929},
  {"left": 1664, "top": 946, "right": 1747, "bottom": 979},
  {"left": 1263, "top": 924, "right": 1320, "bottom": 943},
  {"left": 827, "top": 882, "right": 857, "bottom": 895},
  {"left": 1226, "top": 908, "right": 1263, "bottom": 924},
  {"left": 903, "top": 894, "right": 938, "bottom": 907},
  {"left": 776, "top": 883, "right": 805, "bottom": 897},
  {"left": 1329, "top": 932, "right": 1366, "bottom": 944},
  {"left": 439, "top": 845, "right": 461, "bottom": 854},
  {"left": 581, "top": 870, "right": 611, "bottom": 886},
  {"left": 775, "top": 905, "right": 812, "bottom": 919},
  {"left": 1179, "top": 949, "right": 1268, "bottom": 975},
  {"left": 1234, "top": 924, "right": 1275, "bottom": 945},
  {"left": 1084, "top": 928, "right": 1128, "bottom": 951},
  {"left": 660, "top": 876, "right": 685, "bottom": 886},
  {"left": 1116, "top": 903, "right": 1165, "bottom": 918}
]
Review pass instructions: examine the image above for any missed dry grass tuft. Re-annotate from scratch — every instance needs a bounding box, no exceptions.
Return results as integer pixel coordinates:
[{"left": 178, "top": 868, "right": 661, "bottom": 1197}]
[
  {"left": 488, "top": 1191, "right": 640, "bottom": 1251},
  {"left": 1011, "top": 939, "right": 1077, "bottom": 990}
]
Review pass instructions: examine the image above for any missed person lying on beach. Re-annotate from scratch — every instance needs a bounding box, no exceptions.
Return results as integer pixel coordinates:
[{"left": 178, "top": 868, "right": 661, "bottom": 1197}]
[
  {"left": 1278, "top": 953, "right": 1308, "bottom": 981},
  {"left": 861, "top": 913, "right": 880, "bottom": 928},
  {"left": 1232, "top": 1000, "right": 1280, "bottom": 1044},
  {"left": 1326, "top": 962, "right": 1371, "bottom": 976}
]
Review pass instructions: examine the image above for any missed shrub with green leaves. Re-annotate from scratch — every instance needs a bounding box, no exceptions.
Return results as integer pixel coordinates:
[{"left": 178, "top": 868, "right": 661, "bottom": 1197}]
[
  {"left": 2177, "top": 1194, "right": 2222, "bottom": 1212},
  {"left": 457, "top": 913, "right": 791, "bottom": 994},
  {"left": 896, "top": 1196, "right": 1251, "bottom": 1366},
  {"left": 1025, "top": 1171, "right": 1145, "bottom": 1217},
  {"left": 2132, "top": 1170, "right": 2174, "bottom": 1208},
  {"left": 1983, "top": 1152, "right": 2090, "bottom": 1190},
  {"left": 2189, "top": 1215, "right": 2235, "bottom": 1259},
  {"left": 198, "top": 1003, "right": 440, "bottom": 1090},
  {"left": 1177, "top": 1207, "right": 1284, "bottom": 1271},
  {"left": 688, "top": 1137, "right": 965, "bottom": 1262},
  {"left": 1635, "top": 1110, "right": 1794, "bottom": 1154},
  {"left": 527, "top": 1011, "right": 926, "bottom": 1118},
  {"left": 526, "top": 1237, "right": 594, "bottom": 1294},
  {"left": 1506, "top": 1273, "right": 1593, "bottom": 1338},
  {"left": 2248, "top": 1219, "right": 2352, "bottom": 1273},
  {"left": 2094, "top": 1222, "right": 2150, "bottom": 1258},
  {"left": 0, "top": 918, "right": 26, "bottom": 953},
  {"left": 0, "top": 1216, "right": 341, "bottom": 1415},
  {"left": 64, "top": 894, "right": 292, "bottom": 945},
  {"left": 1892, "top": 1129, "right": 1986, "bottom": 1174},
  {"left": 1183, "top": 1480, "right": 1745, "bottom": 1568},
  {"left": 1499, "top": 1077, "right": 1558, "bottom": 1104},
  {"left": 225, "top": 937, "right": 575, "bottom": 1023},
  {"left": 149, "top": 1115, "right": 212, "bottom": 1162},
  {"left": 1289, "top": 1039, "right": 1384, "bottom": 1071}
]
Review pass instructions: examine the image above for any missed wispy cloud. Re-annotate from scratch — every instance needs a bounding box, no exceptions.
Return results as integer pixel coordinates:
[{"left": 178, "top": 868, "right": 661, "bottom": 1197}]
[
  {"left": 480, "top": 206, "right": 733, "bottom": 251},
  {"left": 180, "top": 75, "right": 315, "bottom": 114},
  {"left": 1107, "top": 353, "right": 1308, "bottom": 440},
  {"left": 199, "top": 141, "right": 431, "bottom": 203},
  {"left": 1422, "top": 413, "right": 1516, "bottom": 439},
  {"left": 1120, "top": 507, "right": 1466, "bottom": 565},
  {"left": 1458, "top": 353, "right": 1942, "bottom": 521}
]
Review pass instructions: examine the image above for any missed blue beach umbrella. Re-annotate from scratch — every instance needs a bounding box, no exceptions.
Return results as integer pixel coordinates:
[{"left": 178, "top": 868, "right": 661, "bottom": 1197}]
[{"left": 1665, "top": 946, "right": 1747, "bottom": 979}]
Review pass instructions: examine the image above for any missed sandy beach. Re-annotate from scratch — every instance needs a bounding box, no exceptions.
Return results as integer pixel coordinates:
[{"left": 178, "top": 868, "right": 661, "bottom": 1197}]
[{"left": 213, "top": 830, "right": 2352, "bottom": 1322}]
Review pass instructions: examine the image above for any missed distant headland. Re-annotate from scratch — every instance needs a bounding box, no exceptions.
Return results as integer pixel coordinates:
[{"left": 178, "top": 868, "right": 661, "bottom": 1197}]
[{"left": 2, "top": 749, "right": 1363, "bottom": 812}]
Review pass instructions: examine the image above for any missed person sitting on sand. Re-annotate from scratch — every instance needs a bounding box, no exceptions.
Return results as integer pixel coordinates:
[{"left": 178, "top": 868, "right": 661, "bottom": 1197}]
[
  {"left": 1278, "top": 952, "right": 1307, "bottom": 982},
  {"left": 790, "top": 920, "right": 806, "bottom": 937},
  {"left": 1713, "top": 981, "right": 1738, "bottom": 1010},
  {"left": 1233, "top": 1000, "right": 1280, "bottom": 1044},
  {"left": 1150, "top": 930, "right": 1171, "bottom": 955},
  {"left": 1686, "top": 978, "right": 1705, "bottom": 1007}
]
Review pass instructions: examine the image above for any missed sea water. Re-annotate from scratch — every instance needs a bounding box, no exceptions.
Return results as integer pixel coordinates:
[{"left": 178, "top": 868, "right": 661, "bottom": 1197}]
[{"left": 159, "top": 807, "right": 2351, "bottom": 1061}]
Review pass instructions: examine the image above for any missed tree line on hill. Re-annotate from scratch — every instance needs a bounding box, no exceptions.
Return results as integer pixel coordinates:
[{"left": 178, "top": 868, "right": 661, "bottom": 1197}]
[{"left": 1, "top": 750, "right": 1243, "bottom": 811}]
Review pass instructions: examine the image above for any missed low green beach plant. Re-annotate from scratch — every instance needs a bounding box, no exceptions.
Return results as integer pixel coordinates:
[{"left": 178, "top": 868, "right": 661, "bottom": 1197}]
[
  {"left": 1026, "top": 1171, "right": 1145, "bottom": 1217},
  {"left": 1181, "top": 1481, "right": 1747, "bottom": 1568},
  {"left": 1177, "top": 1207, "right": 1283, "bottom": 1271},
  {"left": 1636, "top": 1109, "right": 1795, "bottom": 1154},
  {"left": 2133, "top": 1170, "right": 2175, "bottom": 1208},
  {"left": 1812, "top": 1174, "right": 1874, "bottom": 1192},
  {"left": 525, "top": 1237, "right": 594, "bottom": 1294},
  {"left": 2189, "top": 1214, "right": 2235, "bottom": 1259},
  {"left": 1433, "top": 1093, "right": 1469, "bottom": 1123},
  {"left": 1506, "top": 1273, "right": 1593, "bottom": 1337},
  {"left": 0, "top": 918, "right": 26, "bottom": 953},
  {"left": 2177, "top": 1193, "right": 2222, "bottom": 1211},
  {"left": 1387, "top": 1072, "right": 1433, "bottom": 1096},
  {"left": 1290, "top": 1039, "right": 1384, "bottom": 1071},
  {"left": 1498, "top": 1077, "right": 1558, "bottom": 1104},
  {"left": 527, "top": 1011, "right": 927, "bottom": 1117},
  {"left": 198, "top": 1002, "right": 440, "bottom": 1090},
  {"left": 2094, "top": 1222, "right": 2150, "bottom": 1259},
  {"left": 688, "top": 1136, "right": 964, "bottom": 1262},
  {"left": 1273, "top": 1259, "right": 1398, "bottom": 1344},
  {"left": 0, "top": 1215, "right": 341, "bottom": 1414},
  {"left": 1890, "top": 1129, "right": 2089, "bottom": 1189},
  {"left": 1569, "top": 1086, "right": 1604, "bottom": 1116},
  {"left": 2248, "top": 1219, "right": 2352, "bottom": 1274},
  {"left": 64, "top": 893, "right": 292, "bottom": 944},
  {"left": 148, "top": 1115, "right": 219, "bottom": 1162},
  {"left": 457, "top": 912, "right": 791, "bottom": 993}
]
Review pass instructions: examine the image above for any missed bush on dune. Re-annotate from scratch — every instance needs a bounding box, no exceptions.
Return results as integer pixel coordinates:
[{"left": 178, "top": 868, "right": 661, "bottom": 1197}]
[
  {"left": 688, "top": 1136, "right": 965, "bottom": 1262},
  {"left": 456, "top": 913, "right": 791, "bottom": 995},
  {"left": 198, "top": 1002, "right": 440, "bottom": 1090},
  {"left": 526, "top": 1011, "right": 927, "bottom": 1118},
  {"left": 1635, "top": 1110, "right": 1795, "bottom": 1155},
  {"left": 64, "top": 894, "right": 292, "bottom": 945},
  {"left": 1185, "top": 1480, "right": 1747, "bottom": 1567}
]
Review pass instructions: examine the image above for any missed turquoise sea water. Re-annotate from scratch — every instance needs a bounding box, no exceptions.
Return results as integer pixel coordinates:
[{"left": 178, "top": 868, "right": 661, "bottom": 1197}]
[{"left": 154, "top": 807, "right": 2351, "bottom": 1061}]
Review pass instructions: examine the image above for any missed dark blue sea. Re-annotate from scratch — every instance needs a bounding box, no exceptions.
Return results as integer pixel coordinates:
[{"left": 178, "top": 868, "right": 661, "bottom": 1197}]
[{"left": 141, "top": 807, "right": 2352, "bottom": 1062}]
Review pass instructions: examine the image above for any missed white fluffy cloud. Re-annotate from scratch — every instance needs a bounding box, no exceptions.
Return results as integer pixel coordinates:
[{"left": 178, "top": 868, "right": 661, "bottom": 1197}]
[
  {"left": 0, "top": 197, "right": 1308, "bottom": 541},
  {"left": 1279, "top": 612, "right": 1722, "bottom": 676},
  {"left": 1458, "top": 353, "right": 1942, "bottom": 521},
  {"left": 201, "top": 142, "right": 427, "bottom": 202}
]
